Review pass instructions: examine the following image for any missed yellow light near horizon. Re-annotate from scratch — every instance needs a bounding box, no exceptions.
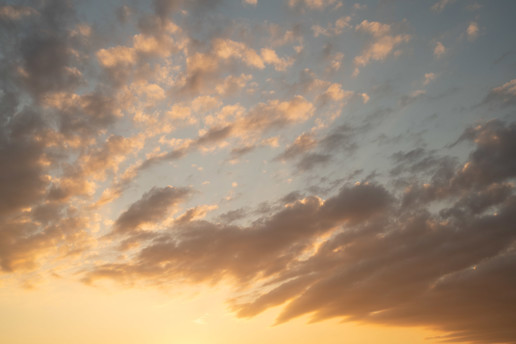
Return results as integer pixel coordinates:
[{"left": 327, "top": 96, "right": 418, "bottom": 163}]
[{"left": 0, "top": 277, "right": 445, "bottom": 344}]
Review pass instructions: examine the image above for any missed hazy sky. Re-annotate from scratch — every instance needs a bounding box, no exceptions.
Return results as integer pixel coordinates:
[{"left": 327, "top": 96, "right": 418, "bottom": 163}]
[{"left": 1, "top": 0, "right": 516, "bottom": 343}]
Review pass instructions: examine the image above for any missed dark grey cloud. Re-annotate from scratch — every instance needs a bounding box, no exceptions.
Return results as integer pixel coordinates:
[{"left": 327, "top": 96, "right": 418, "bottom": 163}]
[
  {"left": 0, "top": 0, "right": 83, "bottom": 100},
  {"left": 296, "top": 152, "right": 332, "bottom": 171},
  {"left": 230, "top": 145, "right": 256, "bottom": 159},
  {"left": 217, "top": 208, "right": 247, "bottom": 223},
  {"left": 84, "top": 182, "right": 392, "bottom": 283},
  {"left": 0, "top": 107, "right": 49, "bottom": 215},
  {"left": 455, "top": 120, "right": 516, "bottom": 187},
  {"left": 112, "top": 186, "right": 192, "bottom": 235},
  {"left": 402, "top": 120, "right": 516, "bottom": 207},
  {"left": 319, "top": 124, "right": 357, "bottom": 152},
  {"left": 275, "top": 133, "right": 317, "bottom": 161},
  {"left": 138, "top": 148, "right": 189, "bottom": 172},
  {"left": 195, "top": 125, "right": 233, "bottom": 146},
  {"left": 390, "top": 147, "right": 457, "bottom": 177},
  {"left": 399, "top": 90, "right": 426, "bottom": 108},
  {"left": 138, "top": 125, "right": 234, "bottom": 171},
  {"left": 20, "top": 33, "right": 81, "bottom": 97},
  {"left": 274, "top": 124, "right": 357, "bottom": 172},
  {"left": 57, "top": 92, "right": 120, "bottom": 138}
]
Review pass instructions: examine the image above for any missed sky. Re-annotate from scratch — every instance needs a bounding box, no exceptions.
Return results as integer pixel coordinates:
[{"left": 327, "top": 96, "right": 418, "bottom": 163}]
[{"left": 1, "top": 0, "right": 516, "bottom": 343}]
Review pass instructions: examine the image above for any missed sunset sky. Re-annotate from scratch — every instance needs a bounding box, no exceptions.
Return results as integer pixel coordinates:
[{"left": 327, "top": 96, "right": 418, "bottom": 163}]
[{"left": 1, "top": 0, "right": 516, "bottom": 343}]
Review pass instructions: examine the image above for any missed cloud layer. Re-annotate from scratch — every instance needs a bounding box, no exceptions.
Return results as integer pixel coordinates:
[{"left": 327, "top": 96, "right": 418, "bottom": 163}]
[
  {"left": 1, "top": 1, "right": 516, "bottom": 343},
  {"left": 84, "top": 120, "right": 516, "bottom": 343}
]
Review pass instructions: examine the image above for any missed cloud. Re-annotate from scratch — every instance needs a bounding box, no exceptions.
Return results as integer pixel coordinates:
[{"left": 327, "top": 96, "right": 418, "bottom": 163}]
[
  {"left": 433, "top": 41, "right": 446, "bottom": 58},
  {"left": 260, "top": 48, "right": 294, "bottom": 71},
  {"left": 0, "top": 206, "right": 92, "bottom": 272},
  {"left": 275, "top": 133, "right": 318, "bottom": 161},
  {"left": 46, "top": 134, "right": 142, "bottom": 203},
  {"left": 431, "top": 0, "right": 455, "bottom": 12},
  {"left": 273, "top": 124, "right": 358, "bottom": 172},
  {"left": 137, "top": 94, "right": 314, "bottom": 172},
  {"left": 390, "top": 148, "right": 455, "bottom": 178},
  {"left": 235, "top": 96, "right": 315, "bottom": 135},
  {"left": 0, "top": 0, "right": 128, "bottom": 274},
  {"left": 399, "top": 89, "right": 425, "bottom": 108},
  {"left": 212, "top": 39, "right": 293, "bottom": 72},
  {"left": 467, "top": 21, "right": 479, "bottom": 41},
  {"left": 288, "top": 0, "right": 337, "bottom": 10},
  {"left": 296, "top": 153, "right": 332, "bottom": 171},
  {"left": 353, "top": 20, "right": 411, "bottom": 76},
  {"left": 242, "top": 0, "right": 257, "bottom": 6},
  {"left": 153, "top": 0, "right": 221, "bottom": 21},
  {"left": 84, "top": 120, "right": 516, "bottom": 343},
  {"left": 481, "top": 78, "right": 516, "bottom": 109},
  {"left": 179, "top": 38, "right": 293, "bottom": 96},
  {"left": 3, "top": 1, "right": 516, "bottom": 343},
  {"left": 312, "top": 16, "right": 351, "bottom": 37},
  {"left": 453, "top": 120, "right": 516, "bottom": 187},
  {"left": 84, "top": 182, "right": 392, "bottom": 284},
  {"left": 423, "top": 72, "right": 436, "bottom": 86},
  {"left": 45, "top": 91, "right": 123, "bottom": 139},
  {"left": 319, "top": 124, "right": 357, "bottom": 152},
  {"left": 112, "top": 186, "right": 192, "bottom": 235},
  {"left": 0, "top": 5, "right": 38, "bottom": 20},
  {"left": 317, "top": 83, "right": 355, "bottom": 104},
  {"left": 175, "top": 205, "right": 218, "bottom": 224},
  {"left": 214, "top": 38, "right": 265, "bottom": 69},
  {"left": 18, "top": 26, "right": 82, "bottom": 98},
  {"left": 0, "top": 119, "right": 48, "bottom": 216},
  {"left": 97, "top": 29, "right": 181, "bottom": 68},
  {"left": 215, "top": 74, "right": 253, "bottom": 96},
  {"left": 217, "top": 208, "right": 247, "bottom": 223}
]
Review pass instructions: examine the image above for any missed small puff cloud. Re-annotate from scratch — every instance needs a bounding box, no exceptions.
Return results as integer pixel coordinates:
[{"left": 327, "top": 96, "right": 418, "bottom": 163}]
[
  {"left": 467, "top": 21, "right": 479, "bottom": 41},
  {"left": 433, "top": 41, "right": 446, "bottom": 58},
  {"left": 353, "top": 20, "right": 411, "bottom": 76},
  {"left": 431, "top": 0, "right": 455, "bottom": 12}
]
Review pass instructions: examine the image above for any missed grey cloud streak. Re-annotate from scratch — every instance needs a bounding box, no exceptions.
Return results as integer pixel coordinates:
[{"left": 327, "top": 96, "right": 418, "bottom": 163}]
[
  {"left": 274, "top": 124, "right": 358, "bottom": 172},
  {"left": 112, "top": 186, "right": 192, "bottom": 235}
]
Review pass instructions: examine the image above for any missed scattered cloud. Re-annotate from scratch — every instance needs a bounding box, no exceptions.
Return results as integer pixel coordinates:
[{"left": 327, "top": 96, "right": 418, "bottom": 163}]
[
  {"left": 433, "top": 41, "right": 446, "bottom": 58},
  {"left": 431, "top": 0, "right": 455, "bottom": 12},
  {"left": 423, "top": 72, "right": 437, "bottom": 86},
  {"left": 353, "top": 20, "right": 411, "bottom": 76},
  {"left": 2, "top": 1, "right": 516, "bottom": 343},
  {"left": 467, "top": 21, "right": 479, "bottom": 41},
  {"left": 312, "top": 16, "right": 351, "bottom": 37}
]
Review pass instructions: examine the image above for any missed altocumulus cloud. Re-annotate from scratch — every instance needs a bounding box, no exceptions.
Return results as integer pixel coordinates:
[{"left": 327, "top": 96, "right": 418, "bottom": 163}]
[{"left": 1, "top": 1, "right": 516, "bottom": 343}]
